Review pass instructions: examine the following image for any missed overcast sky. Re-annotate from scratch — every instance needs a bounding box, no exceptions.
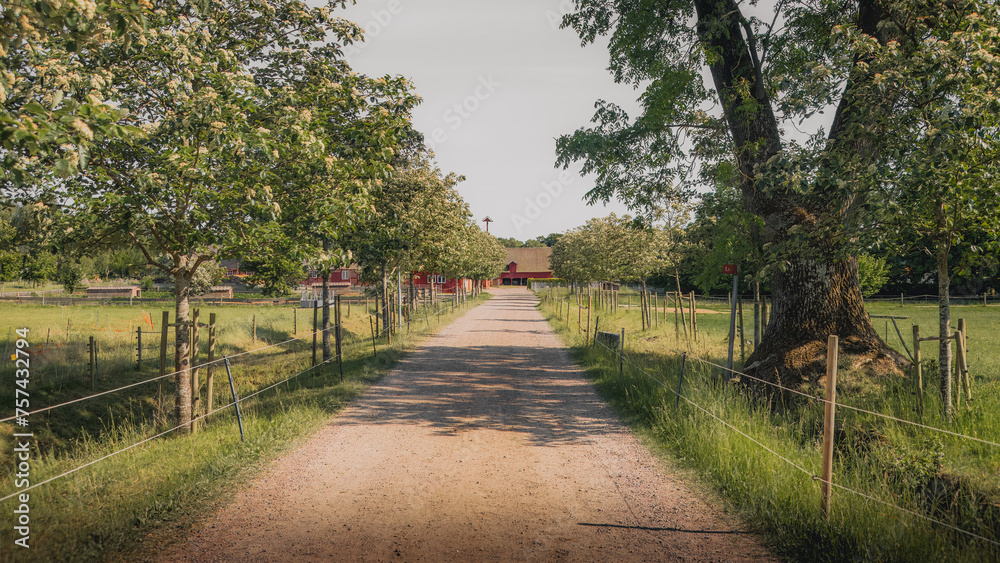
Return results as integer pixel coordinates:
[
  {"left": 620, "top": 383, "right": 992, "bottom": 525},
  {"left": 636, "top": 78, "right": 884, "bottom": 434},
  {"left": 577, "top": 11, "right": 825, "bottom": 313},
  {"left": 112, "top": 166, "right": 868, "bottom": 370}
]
[{"left": 332, "top": 0, "right": 638, "bottom": 240}]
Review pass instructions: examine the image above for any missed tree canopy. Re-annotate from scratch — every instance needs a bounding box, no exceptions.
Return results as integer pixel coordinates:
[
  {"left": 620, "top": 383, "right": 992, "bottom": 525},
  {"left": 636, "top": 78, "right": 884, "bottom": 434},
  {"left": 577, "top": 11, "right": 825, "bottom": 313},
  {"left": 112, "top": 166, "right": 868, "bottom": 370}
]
[{"left": 556, "top": 0, "right": 1000, "bottom": 385}]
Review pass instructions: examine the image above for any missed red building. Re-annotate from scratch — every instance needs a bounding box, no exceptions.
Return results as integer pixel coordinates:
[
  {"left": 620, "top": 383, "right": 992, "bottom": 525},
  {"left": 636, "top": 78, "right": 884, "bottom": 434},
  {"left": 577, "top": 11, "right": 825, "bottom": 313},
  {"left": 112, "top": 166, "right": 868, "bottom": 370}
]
[
  {"left": 410, "top": 272, "right": 473, "bottom": 294},
  {"left": 495, "top": 247, "right": 554, "bottom": 286},
  {"left": 304, "top": 266, "right": 362, "bottom": 291}
]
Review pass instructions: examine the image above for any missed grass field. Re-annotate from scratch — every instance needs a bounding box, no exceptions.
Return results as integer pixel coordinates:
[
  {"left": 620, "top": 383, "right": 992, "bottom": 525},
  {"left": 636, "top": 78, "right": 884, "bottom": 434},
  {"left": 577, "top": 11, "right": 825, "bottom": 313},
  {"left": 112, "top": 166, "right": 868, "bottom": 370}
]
[
  {"left": 0, "top": 294, "right": 480, "bottom": 561},
  {"left": 536, "top": 285, "right": 1000, "bottom": 562}
]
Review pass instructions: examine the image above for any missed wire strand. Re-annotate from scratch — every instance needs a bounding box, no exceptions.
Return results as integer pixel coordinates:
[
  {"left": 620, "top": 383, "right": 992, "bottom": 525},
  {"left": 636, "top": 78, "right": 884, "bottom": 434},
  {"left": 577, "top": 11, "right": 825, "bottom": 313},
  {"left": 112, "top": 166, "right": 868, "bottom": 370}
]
[
  {"left": 0, "top": 326, "right": 337, "bottom": 423},
  {"left": 588, "top": 335, "right": 1000, "bottom": 547}
]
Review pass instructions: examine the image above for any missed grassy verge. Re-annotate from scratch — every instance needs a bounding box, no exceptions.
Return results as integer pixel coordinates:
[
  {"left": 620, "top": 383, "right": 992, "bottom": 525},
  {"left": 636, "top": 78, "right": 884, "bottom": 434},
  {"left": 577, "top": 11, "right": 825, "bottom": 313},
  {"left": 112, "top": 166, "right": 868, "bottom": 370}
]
[
  {"left": 0, "top": 294, "right": 486, "bottom": 562},
  {"left": 537, "top": 286, "right": 999, "bottom": 563}
]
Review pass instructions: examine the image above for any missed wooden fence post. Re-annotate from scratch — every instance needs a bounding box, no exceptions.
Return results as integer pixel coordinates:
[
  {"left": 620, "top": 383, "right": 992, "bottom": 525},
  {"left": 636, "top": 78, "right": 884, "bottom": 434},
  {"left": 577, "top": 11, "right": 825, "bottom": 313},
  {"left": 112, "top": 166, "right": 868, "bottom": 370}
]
[
  {"left": 821, "top": 335, "right": 839, "bottom": 518},
  {"left": 673, "top": 292, "right": 680, "bottom": 340},
  {"left": 335, "top": 295, "right": 344, "bottom": 382},
  {"left": 586, "top": 292, "right": 592, "bottom": 345},
  {"left": 312, "top": 302, "right": 318, "bottom": 366},
  {"left": 619, "top": 328, "right": 625, "bottom": 376},
  {"left": 160, "top": 311, "right": 169, "bottom": 375},
  {"left": 89, "top": 336, "right": 96, "bottom": 390},
  {"left": 252, "top": 314, "right": 256, "bottom": 345},
  {"left": 293, "top": 308, "right": 297, "bottom": 335},
  {"left": 207, "top": 313, "right": 216, "bottom": 416},
  {"left": 689, "top": 291, "right": 697, "bottom": 341},
  {"left": 912, "top": 324, "right": 923, "bottom": 418},
  {"left": 158, "top": 311, "right": 168, "bottom": 423},
  {"left": 136, "top": 326, "right": 142, "bottom": 371},
  {"left": 738, "top": 295, "right": 745, "bottom": 362},
  {"left": 191, "top": 308, "right": 200, "bottom": 433}
]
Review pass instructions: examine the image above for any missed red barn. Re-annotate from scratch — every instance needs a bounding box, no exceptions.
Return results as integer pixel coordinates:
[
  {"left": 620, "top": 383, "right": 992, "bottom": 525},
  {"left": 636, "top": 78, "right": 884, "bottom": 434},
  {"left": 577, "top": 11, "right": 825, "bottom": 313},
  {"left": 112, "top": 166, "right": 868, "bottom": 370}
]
[{"left": 495, "top": 247, "right": 553, "bottom": 286}]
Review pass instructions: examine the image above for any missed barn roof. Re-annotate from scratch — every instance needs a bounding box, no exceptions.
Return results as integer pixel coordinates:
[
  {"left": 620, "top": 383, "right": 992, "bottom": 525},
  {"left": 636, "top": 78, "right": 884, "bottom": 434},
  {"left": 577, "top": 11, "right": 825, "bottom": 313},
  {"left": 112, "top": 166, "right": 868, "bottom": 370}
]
[{"left": 505, "top": 247, "right": 552, "bottom": 273}]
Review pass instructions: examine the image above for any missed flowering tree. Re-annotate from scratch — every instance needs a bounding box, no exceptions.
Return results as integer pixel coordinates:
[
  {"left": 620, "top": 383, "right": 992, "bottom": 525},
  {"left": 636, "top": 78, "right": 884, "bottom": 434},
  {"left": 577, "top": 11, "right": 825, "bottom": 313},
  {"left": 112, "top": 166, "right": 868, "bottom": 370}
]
[{"left": 35, "top": 0, "right": 414, "bottom": 431}]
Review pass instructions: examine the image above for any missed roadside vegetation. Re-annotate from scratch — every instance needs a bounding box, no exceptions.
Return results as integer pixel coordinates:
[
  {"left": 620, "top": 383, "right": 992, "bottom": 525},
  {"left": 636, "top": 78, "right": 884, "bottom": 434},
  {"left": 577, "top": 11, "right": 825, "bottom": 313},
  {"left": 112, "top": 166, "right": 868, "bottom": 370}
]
[
  {"left": 0, "top": 295, "right": 486, "bottom": 562},
  {"left": 537, "top": 285, "right": 999, "bottom": 562}
]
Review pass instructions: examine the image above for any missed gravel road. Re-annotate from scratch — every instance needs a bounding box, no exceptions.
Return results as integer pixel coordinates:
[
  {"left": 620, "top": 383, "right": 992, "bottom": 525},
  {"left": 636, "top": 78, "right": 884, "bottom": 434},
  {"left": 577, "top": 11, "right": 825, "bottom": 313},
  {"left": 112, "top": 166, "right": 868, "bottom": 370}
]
[{"left": 163, "top": 288, "right": 775, "bottom": 562}]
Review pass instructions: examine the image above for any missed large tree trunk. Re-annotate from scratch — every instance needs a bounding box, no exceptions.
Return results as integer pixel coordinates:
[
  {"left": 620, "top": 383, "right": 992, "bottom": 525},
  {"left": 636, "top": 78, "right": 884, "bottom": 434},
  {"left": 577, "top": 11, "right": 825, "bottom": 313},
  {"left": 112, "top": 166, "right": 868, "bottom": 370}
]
[
  {"left": 694, "top": 0, "right": 905, "bottom": 387},
  {"left": 173, "top": 261, "right": 193, "bottom": 434},
  {"left": 744, "top": 257, "right": 905, "bottom": 386}
]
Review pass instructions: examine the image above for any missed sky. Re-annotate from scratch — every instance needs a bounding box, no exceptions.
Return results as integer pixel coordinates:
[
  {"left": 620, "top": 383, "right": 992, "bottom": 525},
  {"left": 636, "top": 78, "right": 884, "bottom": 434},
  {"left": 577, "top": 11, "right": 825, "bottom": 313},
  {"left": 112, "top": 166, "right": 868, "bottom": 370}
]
[{"left": 332, "top": 0, "right": 638, "bottom": 240}]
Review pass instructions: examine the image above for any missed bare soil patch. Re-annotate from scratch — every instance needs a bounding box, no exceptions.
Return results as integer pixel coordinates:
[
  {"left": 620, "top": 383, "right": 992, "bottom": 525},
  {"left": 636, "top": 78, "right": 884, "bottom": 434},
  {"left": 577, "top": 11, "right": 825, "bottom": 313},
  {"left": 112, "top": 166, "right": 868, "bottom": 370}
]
[{"left": 161, "top": 289, "right": 775, "bottom": 562}]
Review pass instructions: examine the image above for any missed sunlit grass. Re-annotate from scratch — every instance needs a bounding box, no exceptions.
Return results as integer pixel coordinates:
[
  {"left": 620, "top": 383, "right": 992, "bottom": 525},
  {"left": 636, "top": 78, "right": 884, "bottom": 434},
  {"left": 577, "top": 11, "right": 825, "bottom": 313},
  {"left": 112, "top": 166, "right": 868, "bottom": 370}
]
[
  {"left": 0, "top": 294, "right": 483, "bottom": 562},
  {"left": 537, "top": 285, "right": 1000, "bottom": 562}
]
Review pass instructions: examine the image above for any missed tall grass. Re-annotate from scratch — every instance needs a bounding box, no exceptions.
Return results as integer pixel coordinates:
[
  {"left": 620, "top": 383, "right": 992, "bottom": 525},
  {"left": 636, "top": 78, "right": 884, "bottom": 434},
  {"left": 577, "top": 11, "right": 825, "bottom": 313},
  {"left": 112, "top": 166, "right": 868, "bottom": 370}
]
[
  {"left": 0, "top": 294, "right": 480, "bottom": 562},
  {"left": 537, "top": 286, "right": 999, "bottom": 562}
]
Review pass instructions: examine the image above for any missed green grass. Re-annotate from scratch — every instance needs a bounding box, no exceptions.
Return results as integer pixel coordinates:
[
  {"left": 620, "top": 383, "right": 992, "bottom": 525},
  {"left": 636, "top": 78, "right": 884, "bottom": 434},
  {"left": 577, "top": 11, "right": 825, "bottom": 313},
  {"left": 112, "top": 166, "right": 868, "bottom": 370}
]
[
  {"left": 0, "top": 293, "right": 481, "bottom": 562},
  {"left": 537, "top": 286, "right": 1000, "bottom": 562}
]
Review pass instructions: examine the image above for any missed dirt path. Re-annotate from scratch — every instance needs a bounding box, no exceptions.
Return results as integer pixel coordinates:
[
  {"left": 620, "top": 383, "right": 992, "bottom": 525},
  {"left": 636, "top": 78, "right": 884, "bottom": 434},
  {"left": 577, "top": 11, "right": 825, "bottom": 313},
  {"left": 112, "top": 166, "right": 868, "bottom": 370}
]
[{"left": 163, "top": 289, "right": 775, "bottom": 562}]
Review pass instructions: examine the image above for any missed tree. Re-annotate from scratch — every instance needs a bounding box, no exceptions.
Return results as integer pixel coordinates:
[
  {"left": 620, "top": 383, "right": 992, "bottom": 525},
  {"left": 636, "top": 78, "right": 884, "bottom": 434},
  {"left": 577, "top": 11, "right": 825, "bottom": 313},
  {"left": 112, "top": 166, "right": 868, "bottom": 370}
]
[
  {"left": 56, "top": 259, "right": 83, "bottom": 294},
  {"left": 496, "top": 237, "right": 524, "bottom": 248},
  {"left": 22, "top": 251, "right": 57, "bottom": 286},
  {"left": 536, "top": 233, "right": 563, "bottom": 247},
  {"left": 866, "top": 4, "right": 1000, "bottom": 417},
  {"left": 0, "top": 215, "right": 19, "bottom": 287},
  {"left": 258, "top": 48, "right": 418, "bottom": 359},
  {"left": 40, "top": 0, "right": 406, "bottom": 432},
  {"left": 1, "top": 0, "right": 142, "bottom": 188},
  {"left": 554, "top": 0, "right": 997, "bottom": 385},
  {"left": 241, "top": 236, "right": 306, "bottom": 297},
  {"left": 857, "top": 254, "right": 889, "bottom": 298}
]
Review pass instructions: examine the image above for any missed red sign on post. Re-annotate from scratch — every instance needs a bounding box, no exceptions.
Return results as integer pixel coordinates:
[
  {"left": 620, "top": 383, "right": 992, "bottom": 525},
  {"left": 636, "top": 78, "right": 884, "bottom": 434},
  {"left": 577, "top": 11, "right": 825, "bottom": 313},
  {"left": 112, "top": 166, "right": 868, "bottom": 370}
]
[{"left": 722, "top": 264, "right": 738, "bottom": 275}]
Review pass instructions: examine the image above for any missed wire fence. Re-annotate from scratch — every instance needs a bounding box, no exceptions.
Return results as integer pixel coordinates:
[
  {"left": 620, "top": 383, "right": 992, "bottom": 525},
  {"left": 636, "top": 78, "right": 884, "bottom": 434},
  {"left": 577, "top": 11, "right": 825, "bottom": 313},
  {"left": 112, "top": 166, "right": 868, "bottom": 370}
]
[
  {"left": 587, "top": 331, "right": 1000, "bottom": 549},
  {"left": 0, "top": 294, "right": 477, "bottom": 506}
]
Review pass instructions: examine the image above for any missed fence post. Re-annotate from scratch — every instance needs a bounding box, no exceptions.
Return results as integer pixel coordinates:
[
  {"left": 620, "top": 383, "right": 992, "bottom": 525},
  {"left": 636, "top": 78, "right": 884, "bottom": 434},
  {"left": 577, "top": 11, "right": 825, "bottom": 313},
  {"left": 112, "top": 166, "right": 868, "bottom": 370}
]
[
  {"left": 369, "top": 315, "right": 378, "bottom": 358},
  {"left": 89, "top": 336, "right": 96, "bottom": 390},
  {"left": 912, "top": 325, "right": 922, "bottom": 417},
  {"left": 738, "top": 295, "right": 745, "bottom": 362},
  {"left": 252, "top": 314, "right": 256, "bottom": 346},
  {"left": 136, "top": 326, "right": 142, "bottom": 371},
  {"left": 191, "top": 308, "right": 200, "bottom": 433},
  {"left": 160, "top": 311, "right": 169, "bottom": 375},
  {"left": 207, "top": 313, "right": 216, "bottom": 415},
  {"left": 586, "top": 292, "right": 592, "bottom": 345},
  {"left": 675, "top": 352, "right": 687, "bottom": 410},
  {"left": 293, "top": 308, "right": 297, "bottom": 335},
  {"left": 619, "top": 328, "right": 625, "bottom": 376},
  {"left": 311, "top": 302, "right": 319, "bottom": 366},
  {"left": 957, "top": 318, "right": 971, "bottom": 402},
  {"left": 593, "top": 316, "right": 600, "bottom": 347},
  {"left": 222, "top": 357, "right": 245, "bottom": 443},
  {"left": 689, "top": 291, "right": 698, "bottom": 341},
  {"left": 821, "top": 334, "right": 839, "bottom": 518},
  {"left": 335, "top": 295, "right": 343, "bottom": 382}
]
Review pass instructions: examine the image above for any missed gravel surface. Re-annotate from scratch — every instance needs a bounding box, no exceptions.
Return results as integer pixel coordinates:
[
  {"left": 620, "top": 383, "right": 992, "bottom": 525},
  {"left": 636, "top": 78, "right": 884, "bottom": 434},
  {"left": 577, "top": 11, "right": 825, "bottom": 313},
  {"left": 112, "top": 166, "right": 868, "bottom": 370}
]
[{"left": 162, "top": 288, "right": 775, "bottom": 562}]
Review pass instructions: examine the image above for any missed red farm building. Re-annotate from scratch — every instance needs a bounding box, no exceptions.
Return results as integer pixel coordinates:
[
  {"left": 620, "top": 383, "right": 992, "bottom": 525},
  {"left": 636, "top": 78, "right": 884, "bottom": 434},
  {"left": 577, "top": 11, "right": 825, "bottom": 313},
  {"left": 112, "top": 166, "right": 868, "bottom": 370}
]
[{"left": 494, "top": 247, "right": 554, "bottom": 286}]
